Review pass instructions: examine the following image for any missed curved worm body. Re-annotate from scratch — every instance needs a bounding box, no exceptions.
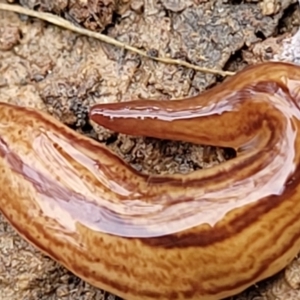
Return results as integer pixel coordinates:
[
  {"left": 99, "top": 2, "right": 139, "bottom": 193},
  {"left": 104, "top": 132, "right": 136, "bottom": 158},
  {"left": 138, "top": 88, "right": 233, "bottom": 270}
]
[{"left": 1, "top": 61, "right": 300, "bottom": 300}]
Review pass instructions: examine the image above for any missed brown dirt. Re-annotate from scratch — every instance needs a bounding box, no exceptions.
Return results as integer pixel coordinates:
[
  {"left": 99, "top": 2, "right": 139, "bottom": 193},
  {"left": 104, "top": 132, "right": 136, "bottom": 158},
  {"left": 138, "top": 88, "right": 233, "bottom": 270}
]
[{"left": 1, "top": 0, "right": 300, "bottom": 299}]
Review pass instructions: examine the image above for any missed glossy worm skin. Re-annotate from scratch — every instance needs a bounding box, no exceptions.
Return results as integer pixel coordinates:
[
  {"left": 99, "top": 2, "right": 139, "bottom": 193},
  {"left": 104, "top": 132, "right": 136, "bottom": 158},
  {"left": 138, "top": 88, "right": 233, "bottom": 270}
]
[{"left": 1, "top": 61, "right": 300, "bottom": 300}]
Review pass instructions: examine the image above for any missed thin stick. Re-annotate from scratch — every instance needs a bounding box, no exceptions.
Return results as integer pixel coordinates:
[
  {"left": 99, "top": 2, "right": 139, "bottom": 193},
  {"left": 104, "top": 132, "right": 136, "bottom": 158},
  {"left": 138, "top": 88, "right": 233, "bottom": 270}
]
[{"left": 0, "top": 3, "right": 236, "bottom": 77}]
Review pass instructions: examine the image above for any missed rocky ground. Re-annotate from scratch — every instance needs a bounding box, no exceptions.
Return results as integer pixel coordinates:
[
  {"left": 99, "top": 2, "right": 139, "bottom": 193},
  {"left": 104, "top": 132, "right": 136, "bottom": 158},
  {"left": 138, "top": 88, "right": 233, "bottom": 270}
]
[{"left": 1, "top": 0, "right": 300, "bottom": 299}]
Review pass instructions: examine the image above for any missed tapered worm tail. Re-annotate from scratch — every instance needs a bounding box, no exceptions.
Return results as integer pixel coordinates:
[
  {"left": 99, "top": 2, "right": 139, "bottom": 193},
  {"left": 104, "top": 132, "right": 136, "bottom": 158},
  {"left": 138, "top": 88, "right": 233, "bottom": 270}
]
[{"left": 2, "top": 62, "right": 300, "bottom": 300}]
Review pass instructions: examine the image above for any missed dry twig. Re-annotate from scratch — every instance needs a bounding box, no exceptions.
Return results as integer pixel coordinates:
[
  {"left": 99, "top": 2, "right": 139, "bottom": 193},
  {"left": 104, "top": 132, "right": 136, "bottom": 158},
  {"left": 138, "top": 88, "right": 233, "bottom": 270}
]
[{"left": 0, "top": 3, "right": 236, "bottom": 77}]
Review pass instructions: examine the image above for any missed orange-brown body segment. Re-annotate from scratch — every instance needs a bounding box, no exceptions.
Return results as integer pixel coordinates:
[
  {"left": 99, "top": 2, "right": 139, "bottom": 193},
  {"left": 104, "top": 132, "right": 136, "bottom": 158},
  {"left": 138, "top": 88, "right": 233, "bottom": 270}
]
[{"left": 1, "top": 62, "right": 300, "bottom": 299}]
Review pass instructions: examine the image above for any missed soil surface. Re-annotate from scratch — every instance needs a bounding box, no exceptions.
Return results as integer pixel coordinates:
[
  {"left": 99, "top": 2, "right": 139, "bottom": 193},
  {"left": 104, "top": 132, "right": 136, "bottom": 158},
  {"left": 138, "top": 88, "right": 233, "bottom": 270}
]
[{"left": 1, "top": 0, "right": 300, "bottom": 299}]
